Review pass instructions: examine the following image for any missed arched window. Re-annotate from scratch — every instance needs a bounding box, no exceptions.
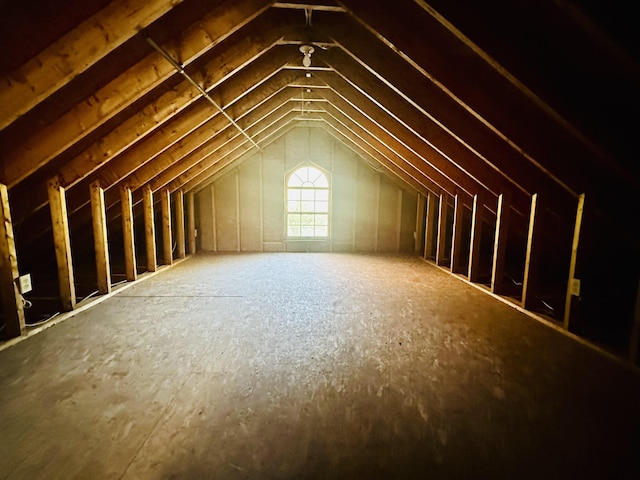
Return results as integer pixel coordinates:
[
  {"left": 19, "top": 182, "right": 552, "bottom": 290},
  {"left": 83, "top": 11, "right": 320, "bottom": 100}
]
[{"left": 287, "top": 166, "right": 329, "bottom": 238}]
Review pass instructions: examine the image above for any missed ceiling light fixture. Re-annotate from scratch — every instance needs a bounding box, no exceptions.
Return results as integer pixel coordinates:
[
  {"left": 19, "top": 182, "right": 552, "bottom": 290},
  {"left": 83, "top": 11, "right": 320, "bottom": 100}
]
[{"left": 299, "top": 45, "right": 314, "bottom": 67}]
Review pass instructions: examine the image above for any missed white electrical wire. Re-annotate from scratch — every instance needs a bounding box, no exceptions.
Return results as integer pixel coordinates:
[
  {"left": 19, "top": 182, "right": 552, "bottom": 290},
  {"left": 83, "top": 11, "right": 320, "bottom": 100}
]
[{"left": 26, "top": 312, "right": 60, "bottom": 328}]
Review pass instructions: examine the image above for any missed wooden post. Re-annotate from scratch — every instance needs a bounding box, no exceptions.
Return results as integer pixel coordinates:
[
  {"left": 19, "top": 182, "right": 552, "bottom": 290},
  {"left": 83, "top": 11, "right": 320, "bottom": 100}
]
[
  {"left": 563, "top": 194, "right": 585, "bottom": 330},
  {"left": 90, "top": 181, "right": 111, "bottom": 294},
  {"left": 450, "top": 194, "right": 465, "bottom": 273},
  {"left": 48, "top": 177, "right": 76, "bottom": 311},
  {"left": 414, "top": 193, "right": 426, "bottom": 255},
  {"left": 187, "top": 191, "right": 197, "bottom": 255},
  {"left": 374, "top": 173, "right": 381, "bottom": 253},
  {"left": 491, "top": 192, "right": 510, "bottom": 294},
  {"left": 630, "top": 279, "right": 640, "bottom": 365},
  {"left": 522, "top": 193, "right": 544, "bottom": 310},
  {"left": 436, "top": 193, "right": 448, "bottom": 266},
  {"left": 235, "top": 170, "right": 241, "bottom": 253},
  {"left": 0, "top": 184, "right": 26, "bottom": 337},
  {"left": 468, "top": 194, "right": 483, "bottom": 283},
  {"left": 211, "top": 184, "right": 218, "bottom": 252},
  {"left": 395, "top": 189, "right": 403, "bottom": 253},
  {"left": 175, "top": 190, "right": 186, "bottom": 259},
  {"left": 142, "top": 186, "right": 157, "bottom": 273},
  {"left": 424, "top": 193, "right": 438, "bottom": 259},
  {"left": 161, "top": 189, "right": 173, "bottom": 265},
  {"left": 120, "top": 186, "right": 137, "bottom": 282}
]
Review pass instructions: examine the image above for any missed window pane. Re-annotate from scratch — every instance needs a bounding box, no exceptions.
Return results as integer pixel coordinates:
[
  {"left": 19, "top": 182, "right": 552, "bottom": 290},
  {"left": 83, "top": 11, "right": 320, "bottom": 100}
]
[
  {"left": 287, "top": 167, "right": 330, "bottom": 238},
  {"left": 315, "top": 226, "right": 328, "bottom": 237},
  {"left": 288, "top": 214, "right": 301, "bottom": 226},
  {"left": 288, "top": 175, "right": 303, "bottom": 187},
  {"left": 288, "top": 201, "right": 301, "bottom": 213},
  {"left": 315, "top": 177, "right": 328, "bottom": 188},
  {"left": 288, "top": 226, "right": 300, "bottom": 237},
  {"left": 315, "top": 214, "right": 328, "bottom": 226},
  {"left": 315, "top": 201, "right": 329, "bottom": 213},
  {"left": 288, "top": 189, "right": 301, "bottom": 201}
]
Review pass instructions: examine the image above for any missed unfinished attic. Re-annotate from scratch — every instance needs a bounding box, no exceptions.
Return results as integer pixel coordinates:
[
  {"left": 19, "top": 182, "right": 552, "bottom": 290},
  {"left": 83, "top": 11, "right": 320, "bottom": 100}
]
[{"left": 1, "top": 0, "right": 640, "bottom": 478}]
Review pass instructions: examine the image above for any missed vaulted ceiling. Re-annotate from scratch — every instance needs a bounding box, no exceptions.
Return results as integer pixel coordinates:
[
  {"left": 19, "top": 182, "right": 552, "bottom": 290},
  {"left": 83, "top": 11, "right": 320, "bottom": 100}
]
[{"left": 1, "top": 0, "right": 639, "bottom": 257}]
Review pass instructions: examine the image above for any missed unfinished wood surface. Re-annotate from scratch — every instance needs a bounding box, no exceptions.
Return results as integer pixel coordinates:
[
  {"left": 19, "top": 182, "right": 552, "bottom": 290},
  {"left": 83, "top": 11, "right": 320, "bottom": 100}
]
[
  {"left": 563, "top": 193, "right": 585, "bottom": 330},
  {"left": 468, "top": 194, "right": 483, "bottom": 283},
  {"left": 1, "top": 0, "right": 276, "bottom": 189},
  {"left": 319, "top": 22, "right": 553, "bottom": 216},
  {"left": 415, "top": 193, "right": 426, "bottom": 254},
  {"left": 55, "top": 25, "right": 290, "bottom": 195},
  {"left": 120, "top": 186, "right": 137, "bottom": 282},
  {"left": 211, "top": 185, "right": 218, "bottom": 252},
  {"left": 143, "top": 186, "right": 157, "bottom": 273},
  {"left": 424, "top": 192, "right": 438, "bottom": 260},
  {"left": 377, "top": 178, "right": 401, "bottom": 253},
  {"left": 631, "top": 280, "right": 640, "bottom": 365},
  {"left": 436, "top": 193, "right": 448, "bottom": 266},
  {"left": 238, "top": 158, "right": 263, "bottom": 252},
  {"left": 235, "top": 171, "right": 241, "bottom": 253},
  {"left": 0, "top": 184, "right": 25, "bottom": 338},
  {"left": 187, "top": 192, "right": 197, "bottom": 255},
  {"left": 321, "top": 104, "right": 443, "bottom": 196},
  {"left": 450, "top": 194, "right": 465, "bottom": 273},
  {"left": 0, "top": 0, "right": 186, "bottom": 130},
  {"left": 0, "top": 254, "right": 638, "bottom": 479},
  {"left": 491, "top": 193, "right": 510, "bottom": 294},
  {"left": 522, "top": 194, "right": 544, "bottom": 310},
  {"left": 332, "top": 0, "right": 584, "bottom": 201},
  {"left": 161, "top": 189, "right": 173, "bottom": 265},
  {"left": 47, "top": 178, "right": 76, "bottom": 311},
  {"left": 175, "top": 190, "right": 186, "bottom": 259},
  {"left": 90, "top": 181, "right": 111, "bottom": 295}
]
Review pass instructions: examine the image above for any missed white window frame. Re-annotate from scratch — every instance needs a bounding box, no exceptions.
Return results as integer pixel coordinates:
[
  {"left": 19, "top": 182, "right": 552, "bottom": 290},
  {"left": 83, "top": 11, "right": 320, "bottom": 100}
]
[{"left": 285, "top": 165, "right": 331, "bottom": 239}]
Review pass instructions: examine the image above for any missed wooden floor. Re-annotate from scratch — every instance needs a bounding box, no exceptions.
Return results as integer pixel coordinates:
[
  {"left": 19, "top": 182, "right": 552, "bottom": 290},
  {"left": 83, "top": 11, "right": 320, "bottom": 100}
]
[{"left": 1, "top": 253, "right": 639, "bottom": 479}]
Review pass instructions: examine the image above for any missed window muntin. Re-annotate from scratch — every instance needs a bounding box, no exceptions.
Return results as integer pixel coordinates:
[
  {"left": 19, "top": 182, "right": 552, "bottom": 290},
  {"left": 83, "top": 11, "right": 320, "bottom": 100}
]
[{"left": 287, "top": 166, "right": 329, "bottom": 238}]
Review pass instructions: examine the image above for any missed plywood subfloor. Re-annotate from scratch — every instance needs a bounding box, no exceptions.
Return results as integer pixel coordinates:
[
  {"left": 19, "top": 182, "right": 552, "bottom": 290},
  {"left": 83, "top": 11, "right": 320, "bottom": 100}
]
[{"left": 1, "top": 253, "right": 639, "bottom": 479}]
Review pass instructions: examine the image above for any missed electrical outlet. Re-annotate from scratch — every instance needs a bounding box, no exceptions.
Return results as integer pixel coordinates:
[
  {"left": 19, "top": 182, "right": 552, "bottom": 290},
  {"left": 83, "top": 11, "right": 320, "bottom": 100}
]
[
  {"left": 570, "top": 278, "right": 581, "bottom": 297},
  {"left": 19, "top": 274, "right": 32, "bottom": 294}
]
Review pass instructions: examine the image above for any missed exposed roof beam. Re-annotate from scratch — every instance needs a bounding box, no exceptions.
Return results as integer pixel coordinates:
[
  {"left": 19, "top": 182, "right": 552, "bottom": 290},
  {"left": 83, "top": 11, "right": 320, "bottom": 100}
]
[
  {"left": 162, "top": 109, "right": 303, "bottom": 194},
  {"left": 318, "top": 111, "right": 436, "bottom": 197},
  {"left": 146, "top": 35, "right": 262, "bottom": 151},
  {"left": 1, "top": 0, "right": 278, "bottom": 189},
  {"left": 273, "top": 3, "right": 345, "bottom": 12},
  {"left": 0, "top": 0, "right": 188, "bottom": 130},
  {"left": 317, "top": 17, "right": 572, "bottom": 217},
  {"left": 16, "top": 82, "right": 308, "bottom": 248},
  {"left": 8, "top": 46, "right": 299, "bottom": 225},
  {"left": 14, "top": 78, "right": 307, "bottom": 249},
  {"left": 139, "top": 98, "right": 307, "bottom": 197},
  {"left": 322, "top": 96, "right": 485, "bottom": 208},
  {"left": 330, "top": 3, "right": 593, "bottom": 195}
]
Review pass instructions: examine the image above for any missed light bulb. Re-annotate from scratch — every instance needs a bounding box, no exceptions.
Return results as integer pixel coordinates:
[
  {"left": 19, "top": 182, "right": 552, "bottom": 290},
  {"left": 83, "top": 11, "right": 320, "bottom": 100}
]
[{"left": 299, "top": 45, "right": 315, "bottom": 68}]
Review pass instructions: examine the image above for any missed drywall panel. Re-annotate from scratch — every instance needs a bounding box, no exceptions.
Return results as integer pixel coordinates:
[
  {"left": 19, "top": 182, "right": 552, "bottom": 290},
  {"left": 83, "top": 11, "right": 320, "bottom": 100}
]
[
  {"left": 198, "top": 127, "right": 418, "bottom": 254},
  {"left": 331, "top": 149, "right": 357, "bottom": 250},
  {"left": 354, "top": 165, "right": 379, "bottom": 252},
  {"left": 262, "top": 142, "right": 285, "bottom": 246},
  {"left": 401, "top": 189, "right": 418, "bottom": 253},
  {"left": 377, "top": 176, "right": 400, "bottom": 252},
  {"left": 196, "top": 186, "right": 215, "bottom": 251},
  {"left": 239, "top": 156, "right": 263, "bottom": 252},
  {"left": 214, "top": 171, "right": 239, "bottom": 252}
]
